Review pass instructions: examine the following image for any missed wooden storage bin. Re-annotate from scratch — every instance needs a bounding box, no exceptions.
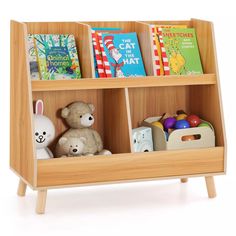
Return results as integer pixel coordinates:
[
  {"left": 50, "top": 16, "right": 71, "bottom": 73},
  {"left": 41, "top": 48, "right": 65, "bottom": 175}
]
[
  {"left": 142, "top": 117, "right": 215, "bottom": 151},
  {"left": 10, "top": 19, "right": 226, "bottom": 214}
]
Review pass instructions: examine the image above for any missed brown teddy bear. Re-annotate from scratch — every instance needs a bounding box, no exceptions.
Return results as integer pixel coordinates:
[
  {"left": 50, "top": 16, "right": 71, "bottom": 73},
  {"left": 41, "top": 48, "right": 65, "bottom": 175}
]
[
  {"left": 55, "top": 101, "right": 111, "bottom": 157},
  {"left": 57, "top": 136, "right": 86, "bottom": 157}
]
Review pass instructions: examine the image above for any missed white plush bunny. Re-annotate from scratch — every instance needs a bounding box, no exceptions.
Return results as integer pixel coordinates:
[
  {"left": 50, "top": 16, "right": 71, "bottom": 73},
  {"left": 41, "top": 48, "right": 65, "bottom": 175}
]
[{"left": 34, "top": 100, "right": 55, "bottom": 159}]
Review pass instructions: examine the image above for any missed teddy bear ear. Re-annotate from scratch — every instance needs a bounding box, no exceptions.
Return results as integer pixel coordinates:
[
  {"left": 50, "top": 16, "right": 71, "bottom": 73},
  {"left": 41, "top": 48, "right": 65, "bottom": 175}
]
[
  {"left": 80, "top": 137, "right": 87, "bottom": 144},
  {"left": 88, "top": 103, "right": 95, "bottom": 112},
  {"left": 59, "top": 137, "right": 68, "bottom": 145},
  {"left": 61, "top": 107, "right": 70, "bottom": 118}
]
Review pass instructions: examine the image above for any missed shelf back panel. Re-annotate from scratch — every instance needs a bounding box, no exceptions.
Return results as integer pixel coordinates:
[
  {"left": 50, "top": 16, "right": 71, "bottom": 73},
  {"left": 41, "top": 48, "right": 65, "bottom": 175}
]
[
  {"left": 129, "top": 86, "right": 189, "bottom": 128},
  {"left": 10, "top": 21, "right": 36, "bottom": 186},
  {"left": 25, "top": 22, "right": 93, "bottom": 78}
]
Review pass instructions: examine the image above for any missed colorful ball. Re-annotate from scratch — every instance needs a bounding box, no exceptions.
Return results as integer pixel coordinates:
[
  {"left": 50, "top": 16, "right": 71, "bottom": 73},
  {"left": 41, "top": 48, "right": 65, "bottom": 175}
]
[
  {"left": 175, "top": 120, "right": 190, "bottom": 129},
  {"left": 186, "top": 114, "right": 201, "bottom": 127},
  {"left": 198, "top": 122, "right": 211, "bottom": 128},
  {"left": 152, "top": 121, "right": 164, "bottom": 130},
  {"left": 164, "top": 117, "right": 176, "bottom": 130},
  {"left": 182, "top": 135, "right": 195, "bottom": 141},
  {"left": 176, "top": 113, "right": 187, "bottom": 120}
]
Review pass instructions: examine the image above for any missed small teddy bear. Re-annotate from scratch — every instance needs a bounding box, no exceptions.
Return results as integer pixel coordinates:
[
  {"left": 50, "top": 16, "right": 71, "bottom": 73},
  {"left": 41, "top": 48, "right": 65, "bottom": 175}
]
[
  {"left": 55, "top": 101, "right": 111, "bottom": 157},
  {"left": 57, "top": 137, "right": 86, "bottom": 157}
]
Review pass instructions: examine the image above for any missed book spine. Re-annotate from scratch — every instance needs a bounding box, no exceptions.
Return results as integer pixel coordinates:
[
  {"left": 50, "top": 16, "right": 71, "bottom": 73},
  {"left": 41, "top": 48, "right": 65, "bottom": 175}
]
[
  {"left": 151, "top": 25, "right": 161, "bottom": 76},
  {"left": 156, "top": 27, "right": 170, "bottom": 75},
  {"left": 97, "top": 33, "right": 112, "bottom": 78},
  {"left": 91, "top": 30, "right": 106, "bottom": 78}
]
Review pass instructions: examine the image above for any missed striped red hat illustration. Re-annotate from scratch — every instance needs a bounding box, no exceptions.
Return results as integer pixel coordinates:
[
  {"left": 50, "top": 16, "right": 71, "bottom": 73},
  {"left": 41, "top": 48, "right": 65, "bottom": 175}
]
[{"left": 104, "top": 36, "right": 115, "bottom": 51}]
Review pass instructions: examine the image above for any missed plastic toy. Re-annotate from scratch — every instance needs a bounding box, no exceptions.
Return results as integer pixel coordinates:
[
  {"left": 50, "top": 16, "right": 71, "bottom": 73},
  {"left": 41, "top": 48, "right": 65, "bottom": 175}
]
[
  {"left": 175, "top": 119, "right": 190, "bottom": 129},
  {"left": 176, "top": 113, "right": 187, "bottom": 120},
  {"left": 152, "top": 121, "right": 164, "bottom": 130},
  {"left": 198, "top": 122, "right": 211, "bottom": 128},
  {"left": 34, "top": 100, "right": 55, "bottom": 159},
  {"left": 132, "top": 127, "right": 154, "bottom": 152},
  {"left": 187, "top": 114, "right": 201, "bottom": 127},
  {"left": 164, "top": 117, "right": 176, "bottom": 130}
]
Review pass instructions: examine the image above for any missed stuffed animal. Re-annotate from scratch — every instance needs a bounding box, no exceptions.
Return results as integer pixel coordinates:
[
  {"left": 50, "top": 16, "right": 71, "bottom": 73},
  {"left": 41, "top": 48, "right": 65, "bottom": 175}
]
[
  {"left": 55, "top": 101, "right": 111, "bottom": 157},
  {"left": 57, "top": 136, "right": 86, "bottom": 157},
  {"left": 34, "top": 100, "right": 55, "bottom": 159}
]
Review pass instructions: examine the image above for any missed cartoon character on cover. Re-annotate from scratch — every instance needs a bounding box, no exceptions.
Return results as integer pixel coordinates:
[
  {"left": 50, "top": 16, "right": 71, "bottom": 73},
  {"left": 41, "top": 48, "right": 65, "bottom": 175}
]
[
  {"left": 34, "top": 100, "right": 55, "bottom": 159},
  {"left": 104, "top": 35, "right": 125, "bottom": 78}
]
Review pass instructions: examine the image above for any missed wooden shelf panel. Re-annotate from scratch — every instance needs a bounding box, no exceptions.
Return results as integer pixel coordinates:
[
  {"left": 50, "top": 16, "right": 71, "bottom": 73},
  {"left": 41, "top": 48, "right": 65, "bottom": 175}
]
[
  {"left": 37, "top": 146, "right": 224, "bottom": 187},
  {"left": 31, "top": 74, "right": 216, "bottom": 91}
]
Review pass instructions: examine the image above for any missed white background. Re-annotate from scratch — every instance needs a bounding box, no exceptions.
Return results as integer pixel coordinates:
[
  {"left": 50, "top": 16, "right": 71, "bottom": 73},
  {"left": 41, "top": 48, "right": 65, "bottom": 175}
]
[{"left": 1, "top": 0, "right": 236, "bottom": 235}]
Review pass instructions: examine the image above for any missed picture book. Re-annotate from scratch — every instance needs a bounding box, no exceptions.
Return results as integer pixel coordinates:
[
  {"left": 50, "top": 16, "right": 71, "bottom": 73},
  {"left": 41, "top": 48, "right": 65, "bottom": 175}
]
[
  {"left": 161, "top": 28, "right": 203, "bottom": 75},
  {"left": 91, "top": 28, "right": 122, "bottom": 78},
  {"left": 27, "top": 34, "right": 40, "bottom": 80},
  {"left": 101, "top": 32, "right": 146, "bottom": 77},
  {"left": 151, "top": 25, "right": 187, "bottom": 76},
  {"left": 34, "top": 34, "right": 81, "bottom": 80}
]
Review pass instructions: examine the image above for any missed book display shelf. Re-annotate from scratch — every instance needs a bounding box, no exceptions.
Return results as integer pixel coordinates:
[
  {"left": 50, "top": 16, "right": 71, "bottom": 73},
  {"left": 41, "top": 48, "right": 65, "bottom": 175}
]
[{"left": 10, "top": 19, "right": 226, "bottom": 214}]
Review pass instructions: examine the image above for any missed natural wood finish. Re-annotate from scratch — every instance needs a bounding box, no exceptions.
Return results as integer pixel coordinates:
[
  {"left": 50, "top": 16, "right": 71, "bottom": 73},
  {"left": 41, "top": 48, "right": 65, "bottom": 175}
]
[
  {"left": 37, "top": 147, "right": 224, "bottom": 187},
  {"left": 25, "top": 22, "right": 94, "bottom": 78},
  {"left": 31, "top": 74, "right": 216, "bottom": 91},
  {"left": 205, "top": 176, "right": 216, "bottom": 198},
  {"left": 17, "top": 179, "right": 27, "bottom": 196},
  {"left": 135, "top": 22, "right": 154, "bottom": 76},
  {"left": 181, "top": 178, "right": 188, "bottom": 183},
  {"left": 189, "top": 20, "right": 225, "bottom": 148},
  {"left": 103, "top": 89, "right": 132, "bottom": 154},
  {"left": 32, "top": 89, "right": 105, "bottom": 153},
  {"left": 142, "top": 20, "right": 192, "bottom": 27},
  {"left": 83, "top": 21, "right": 135, "bottom": 33},
  {"left": 36, "top": 189, "right": 47, "bottom": 214},
  {"left": 128, "top": 86, "right": 189, "bottom": 128},
  {"left": 10, "top": 20, "right": 226, "bottom": 212},
  {"left": 10, "top": 21, "right": 36, "bottom": 186}
]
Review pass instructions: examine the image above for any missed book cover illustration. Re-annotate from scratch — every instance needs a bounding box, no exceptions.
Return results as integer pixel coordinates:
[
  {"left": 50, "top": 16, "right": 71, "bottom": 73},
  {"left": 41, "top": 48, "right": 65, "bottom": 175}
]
[
  {"left": 91, "top": 28, "right": 122, "bottom": 78},
  {"left": 161, "top": 28, "right": 203, "bottom": 75},
  {"left": 101, "top": 32, "right": 146, "bottom": 77},
  {"left": 34, "top": 34, "right": 81, "bottom": 80},
  {"left": 27, "top": 34, "right": 40, "bottom": 80}
]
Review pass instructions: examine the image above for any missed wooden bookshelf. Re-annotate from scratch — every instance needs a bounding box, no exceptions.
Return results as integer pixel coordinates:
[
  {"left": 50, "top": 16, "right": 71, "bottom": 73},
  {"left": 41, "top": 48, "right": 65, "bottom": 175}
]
[{"left": 10, "top": 19, "right": 226, "bottom": 214}]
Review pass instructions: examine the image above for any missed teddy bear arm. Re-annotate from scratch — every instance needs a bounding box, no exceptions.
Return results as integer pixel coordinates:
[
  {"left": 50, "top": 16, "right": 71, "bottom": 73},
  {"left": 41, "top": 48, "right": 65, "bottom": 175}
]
[{"left": 92, "top": 130, "right": 103, "bottom": 152}]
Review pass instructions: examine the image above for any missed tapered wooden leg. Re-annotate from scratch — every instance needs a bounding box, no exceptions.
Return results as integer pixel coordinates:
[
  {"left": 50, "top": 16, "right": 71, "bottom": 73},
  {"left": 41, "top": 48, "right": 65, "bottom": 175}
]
[
  {"left": 17, "top": 179, "right": 27, "bottom": 196},
  {"left": 36, "top": 189, "right": 47, "bottom": 214},
  {"left": 205, "top": 176, "right": 216, "bottom": 198},
  {"left": 180, "top": 178, "right": 188, "bottom": 183}
]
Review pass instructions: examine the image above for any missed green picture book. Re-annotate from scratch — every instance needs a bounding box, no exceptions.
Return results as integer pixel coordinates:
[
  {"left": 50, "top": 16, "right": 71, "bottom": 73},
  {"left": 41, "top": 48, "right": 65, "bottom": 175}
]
[
  {"left": 34, "top": 34, "right": 81, "bottom": 80},
  {"left": 161, "top": 28, "right": 203, "bottom": 75}
]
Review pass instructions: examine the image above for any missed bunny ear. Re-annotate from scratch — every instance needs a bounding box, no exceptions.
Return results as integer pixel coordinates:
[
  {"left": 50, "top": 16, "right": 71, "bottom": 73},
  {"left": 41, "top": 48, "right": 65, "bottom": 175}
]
[{"left": 35, "top": 100, "right": 44, "bottom": 115}]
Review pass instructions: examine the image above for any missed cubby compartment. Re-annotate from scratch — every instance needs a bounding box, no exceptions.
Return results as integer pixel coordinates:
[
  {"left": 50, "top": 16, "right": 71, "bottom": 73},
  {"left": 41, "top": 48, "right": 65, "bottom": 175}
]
[
  {"left": 32, "top": 88, "right": 132, "bottom": 156},
  {"left": 128, "top": 84, "right": 224, "bottom": 148},
  {"left": 23, "top": 21, "right": 94, "bottom": 78},
  {"left": 81, "top": 21, "right": 154, "bottom": 77}
]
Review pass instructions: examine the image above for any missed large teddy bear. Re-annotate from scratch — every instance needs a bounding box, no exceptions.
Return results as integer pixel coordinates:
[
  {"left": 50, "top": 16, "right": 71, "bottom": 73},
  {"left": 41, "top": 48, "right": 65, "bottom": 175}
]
[{"left": 55, "top": 101, "right": 111, "bottom": 157}]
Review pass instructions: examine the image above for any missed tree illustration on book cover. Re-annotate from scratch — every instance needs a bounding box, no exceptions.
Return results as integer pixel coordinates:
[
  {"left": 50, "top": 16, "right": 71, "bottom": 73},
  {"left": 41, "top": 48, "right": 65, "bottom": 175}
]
[
  {"left": 34, "top": 34, "right": 81, "bottom": 80},
  {"left": 102, "top": 33, "right": 146, "bottom": 78},
  {"left": 161, "top": 28, "right": 203, "bottom": 75}
]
